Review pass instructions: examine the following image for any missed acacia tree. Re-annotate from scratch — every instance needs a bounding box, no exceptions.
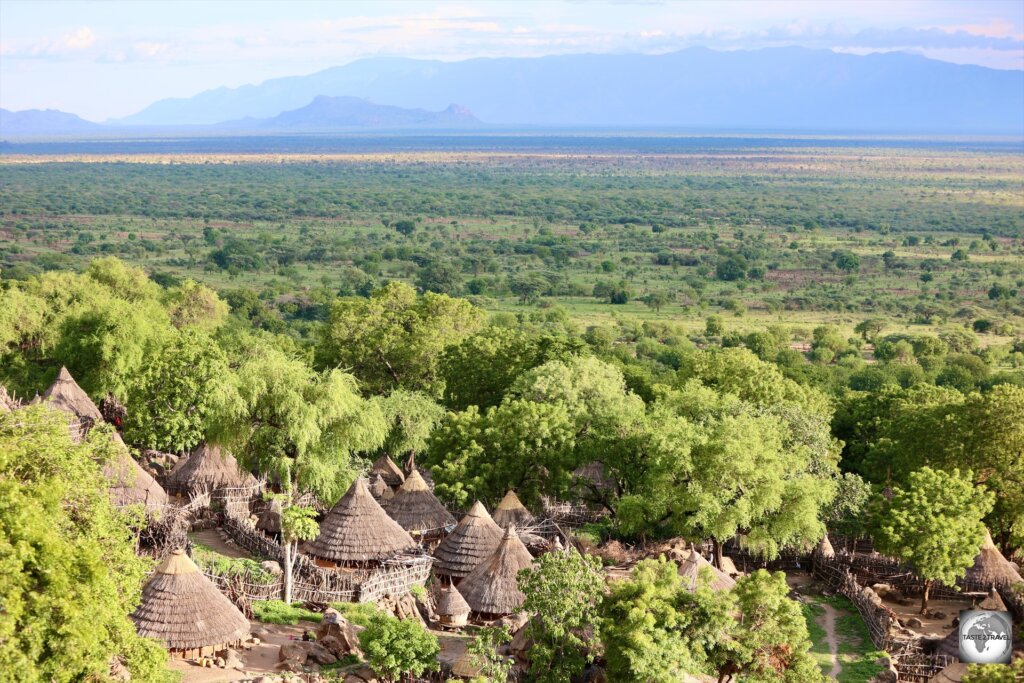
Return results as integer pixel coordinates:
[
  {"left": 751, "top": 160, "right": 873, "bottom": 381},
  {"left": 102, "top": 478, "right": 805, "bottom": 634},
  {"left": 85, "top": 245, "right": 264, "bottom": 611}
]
[
  {"left": 517, "top": 548, "right": 605, "bottom": 682},
  {"left": 873, "top": 467, "right": 993, "bottom": 613}
]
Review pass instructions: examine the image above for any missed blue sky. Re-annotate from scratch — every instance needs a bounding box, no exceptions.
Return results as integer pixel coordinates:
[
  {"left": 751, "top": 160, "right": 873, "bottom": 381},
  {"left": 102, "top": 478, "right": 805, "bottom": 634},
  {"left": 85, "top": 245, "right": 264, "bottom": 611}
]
[{"left": 2, "top": 0, "right": 1022, "bottom": 121}]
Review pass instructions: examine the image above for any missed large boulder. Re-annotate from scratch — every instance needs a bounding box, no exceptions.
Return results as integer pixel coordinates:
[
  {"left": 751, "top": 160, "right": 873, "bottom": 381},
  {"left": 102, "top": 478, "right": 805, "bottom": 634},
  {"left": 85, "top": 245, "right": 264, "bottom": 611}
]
[
  {"left": 308, "top": 643, "right": 337, "bottom": 665},
  {"left": 316, "top": 608, "right": 363, "bottom": 658},
  {"left": 278, "top": 642, "right": 311, "bottom": 672}
]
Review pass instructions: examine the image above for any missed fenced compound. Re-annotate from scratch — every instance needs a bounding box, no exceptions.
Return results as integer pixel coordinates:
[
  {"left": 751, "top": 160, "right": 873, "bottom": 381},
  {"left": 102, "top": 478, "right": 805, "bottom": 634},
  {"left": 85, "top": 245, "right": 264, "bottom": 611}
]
[{"left": 541, "top": 498, "right": 608, "bottom": 527}]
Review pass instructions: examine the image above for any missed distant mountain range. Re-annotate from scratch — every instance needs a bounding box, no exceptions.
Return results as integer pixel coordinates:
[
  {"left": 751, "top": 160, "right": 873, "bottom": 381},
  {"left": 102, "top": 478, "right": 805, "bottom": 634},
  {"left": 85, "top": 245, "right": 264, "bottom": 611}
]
[
  {"left": 224, "top": 96, "right": 479, "bottom": 130},
  {"left": 3, "top": 47, "right": 1023, "bottom": 136},
  {"left": 0, "top": 108, "right": 101, "bottom": 136}
]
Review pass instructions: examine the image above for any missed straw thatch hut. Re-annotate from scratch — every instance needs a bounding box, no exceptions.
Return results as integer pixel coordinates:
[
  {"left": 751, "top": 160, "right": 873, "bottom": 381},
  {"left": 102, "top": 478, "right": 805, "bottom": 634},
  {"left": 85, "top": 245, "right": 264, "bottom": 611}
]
[
  {"left": 678, "top": 549, "right": 736, "bottom": 592},
  {"left": 458, "top": 525, "right": 535, "bottom": 620},
  {"left": 937, "top": 626, "right": 961, "bottom": 659},
  {"left": 305, "top": 477, "right": 418, "bottom": 568},
  {"left": 815, "top": 534, "right": 836, "bottom": 559},
  {"left": 435, "top": 583, "right": 471, "bottom": 628},
  {"left": 930, "top": 663, "right": 968, "bottom": 683},
  {"left": 257, "top": 498, "right": 283, "bottom": 537},
  {"left": 38, "top": 366, "right": 102, "bottom": 441},
  {"left": 132, "top": 548, "right": 250, "bottom": 658},
  {"left": 385, "top": 469, "right": 455, "bottom": 538},
  {"left": 492, "top": 490, "right": 534, "bottom": 530},
  {"left": 105, "top": 433, "right": 169, "bottom": 511},
  {"left": 451, "top": 650, "right": 484, "bottom": 680},
  {"left": 965, "top": 530, "right": 1023, "bottom": 589},
  {"left": 370, "top": 455, "right": 405, "bottom": 488},
  {"left": 369, "top": 474, "right": 391, "bottom": 500},
  {"left": 433, "top": 501, "right": 504, "bottom": 582},
  {"left": 164, "top": 443, "right": 258, "bottom": 498}
]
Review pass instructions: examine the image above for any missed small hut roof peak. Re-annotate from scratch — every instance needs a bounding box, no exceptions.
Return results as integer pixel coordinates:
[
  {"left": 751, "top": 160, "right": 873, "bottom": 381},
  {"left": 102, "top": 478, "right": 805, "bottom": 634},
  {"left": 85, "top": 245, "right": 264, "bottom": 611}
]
[
  {"left": 432, "top": 500, "right": 503, "bottom": 578},
  {"left": 457, "top": 521, "right": 535, "bottom": 616},
  {"left": 371, "top": 455, "right": 406, "bottom": 485},
  {"left": 399, "top": 468, "right": 430, "bottom": 493},
  {"left": 492, "top": 490, "right": 535, "bottom": 529},
  {"left": 497, "top": 490, "right": 525, "bottom": 511},
  {"left": 56, "top": 366, "right": 73, "bottom": 381},
  {"left": 965, "top": 527, "right": 1023, "bottom": 588},
  {"left": 305, "top": 477, "right": 417, "bottom": 563},
  {"left": 678, "top": 548, "right": 736, "bottom": 592},
  {"left": 41, "top": 366, "right": 102, "bottom": 422},
  {"left": 466, "top": 500, "right": 491, "bottom": 519},
  {"left": 156, "top": 549, "right": 199, "bottom": 576}
]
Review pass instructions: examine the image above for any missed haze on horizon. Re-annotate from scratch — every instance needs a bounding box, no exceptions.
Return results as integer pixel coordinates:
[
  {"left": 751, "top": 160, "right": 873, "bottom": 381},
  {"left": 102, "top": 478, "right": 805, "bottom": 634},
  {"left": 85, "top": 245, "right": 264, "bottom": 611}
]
[{"left": 2, "top": 0, "right": 1023, "bottom": 122}]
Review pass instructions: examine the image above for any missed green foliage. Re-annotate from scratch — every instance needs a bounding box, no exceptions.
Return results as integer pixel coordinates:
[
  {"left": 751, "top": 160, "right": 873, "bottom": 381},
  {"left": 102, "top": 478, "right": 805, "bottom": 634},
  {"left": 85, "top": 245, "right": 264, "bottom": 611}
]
[
  {"left": 315, "top": 281, "right": 484, "bottom": 397},
  {"left": 251, "top": 600, "right": 324, "bottom": 625},
  {"left": 372, "top": 389, "right": 445, "bottom": 459},
  {"left": 357, "top": 611, "right": 440, "bottom": 683},
  {"left": 466, "top": 626, "right": 514, "bottom": 683},
  {"left": 872, "top": 467, "right": 994, "bottom": 611},
  {"left": 190, "top": 542, "right": 278, "bottom": 585},
  {"left": 281, "top": 504, "right": 320, "bottom": 544},
  {"left": 0, "top": 407, "right": 172, "bottom": 681},
  {"left": 962, "top": 659, "right": 1024, "bottom": 683},
  {"left": 518, "top": 549, "right": 605, "bottom": 682}
]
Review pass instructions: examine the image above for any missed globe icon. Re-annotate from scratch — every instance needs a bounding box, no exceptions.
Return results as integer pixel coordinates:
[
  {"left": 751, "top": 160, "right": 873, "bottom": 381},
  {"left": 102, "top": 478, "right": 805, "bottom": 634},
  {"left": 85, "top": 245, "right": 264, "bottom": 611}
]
[{"left": 959, "top": 611, "right": 1012, "bottom": 664}]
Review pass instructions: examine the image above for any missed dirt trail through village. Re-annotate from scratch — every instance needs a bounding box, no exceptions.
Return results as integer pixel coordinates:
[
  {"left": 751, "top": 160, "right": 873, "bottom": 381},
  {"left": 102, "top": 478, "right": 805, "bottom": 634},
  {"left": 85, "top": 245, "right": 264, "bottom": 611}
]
[{"left": 820, "top": 603, "right": 842, "bottom": 680}]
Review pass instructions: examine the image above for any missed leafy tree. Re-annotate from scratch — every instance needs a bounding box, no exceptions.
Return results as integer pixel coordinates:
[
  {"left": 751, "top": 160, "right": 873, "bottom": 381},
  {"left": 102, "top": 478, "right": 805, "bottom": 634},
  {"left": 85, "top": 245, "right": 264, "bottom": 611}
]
[
  {"left": 416, "top": 260, "right": 463, "bottom": 295},
  {"left": 393, "top": 219, "right": 416, "bottom": 236},
  {"left": 854, "top": 318, "right": 886, "bottom": 342},
  {"left": 358, "top": 611, "right": 440, "bottom": 683},
  {"left": 832, "top": 250, "right": 861, "bottom": 273},
  {"left": 0, "top": 407, "right": 172, "bottom": 681},
  {"left": 724, "top": 570, "right": 824, "bottom": 682},
  {"left": 509, "top": 272, "right": 550, "bottom": 304},
  {"left": 517, "top": 549, "right": 605, "bottom": 682},
  {"left": 642, "top": 290, "right": 670, "bottom": 312},
  {"left": 705, "top": 315, "right": 725, "bottom": 337},
  {"left": 124, "top": 329, "right": 229, "bottom": 452},
  {"left": 280, "top": 504, "right": 319, "bottom": 605},
  {"left": 963, "top": 659, "right": 1024, "bottom": 683},
  {"left": 315, "top": 282, "right": 483, "bottom": 396},
  {"left": 373, "top": 389, "right": 445, "bottom": 462},
  {"left": 208, "top": 341, "right": 388, "bottom": 506},
  {"left": 165, "top": 279, "right": 229, "bottom": 331},
  {"left": 439, "top": 327, "right": 583, "bottom": 411},
  {"left": 466, "top": 626, "right": 514, "bottom": 683},
  {"left": 872, "top": 467, "right": 993, "bottom": 612}
]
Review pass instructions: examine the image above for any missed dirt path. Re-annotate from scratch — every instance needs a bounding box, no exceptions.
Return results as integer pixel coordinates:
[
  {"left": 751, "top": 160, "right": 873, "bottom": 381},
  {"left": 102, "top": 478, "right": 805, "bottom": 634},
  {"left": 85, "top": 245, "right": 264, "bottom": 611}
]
[
  {"left": 190, "top": 528, "right": 254, "bottom": 560},
  {"left": 820, "top": 603, "right": 842, "bottom": 680}
]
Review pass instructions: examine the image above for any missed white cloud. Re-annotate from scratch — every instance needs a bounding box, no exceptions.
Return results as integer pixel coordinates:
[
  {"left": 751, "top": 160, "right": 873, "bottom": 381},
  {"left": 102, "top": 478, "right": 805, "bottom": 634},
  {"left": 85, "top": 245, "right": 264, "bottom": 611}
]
[{"left": 63, "top": 26, "right": 96, "bottom": 50}]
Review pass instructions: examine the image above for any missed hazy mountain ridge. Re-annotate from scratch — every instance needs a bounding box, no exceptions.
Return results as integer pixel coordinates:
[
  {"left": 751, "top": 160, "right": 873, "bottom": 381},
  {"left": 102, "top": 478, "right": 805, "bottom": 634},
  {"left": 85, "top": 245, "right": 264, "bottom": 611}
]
[
  {"left": 232, "top": 96, "right": 480, "bottom": 130},
  {"left": 119, "top": 47, "right": 1024, "bottom": 133},
  {"left": 0, "top": 108, "right": 101, "bottom": 135}
]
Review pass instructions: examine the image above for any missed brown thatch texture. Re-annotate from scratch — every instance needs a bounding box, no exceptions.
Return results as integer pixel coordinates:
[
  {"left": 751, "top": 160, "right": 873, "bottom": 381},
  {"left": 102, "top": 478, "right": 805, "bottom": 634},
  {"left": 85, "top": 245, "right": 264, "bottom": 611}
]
[
  {"left": 435, "top": 583, "right": 471, "bottom": 619},
  {"left": 385, "top": 469, "right": 455, "bottom": 533},
  {"left": 433, "top": 501, "right": 504, "bottom": 579},
  {"left": 965, "top": 530, "right": 1023, "bottom": 588},
  {"left": 458, "top": 526, "right": 534, "bottom": 617},
  {"left": 304, "top": 477, "right": 418, "bottom": 564},
  {"left": 132, "top": 549, "right": 250, "bottom": 650},
  {"left": 816, "top": 535, "right": 835, "bottom": 559},
  {"left": 930, "top": 663, "right": 968, "bottom": 683},
  {"left": 937, "top": 627, "right": 961, "bottom": 659},
  {"left": 492, "top": 490, "right": 534, "bottom": 529},
  {"left": 36, "top": 367, "right": 102, "bottom": 441},
  {"left": 369, "top": 474, "right": 391, "bottom": 499},
  {"left": 104, "top": 434, "right": 168, "bottom": 511},
  {"left": 165, "top": 443, "right": 258, "bottom": 496},
  {"left": 677, "top": 549, "right": 736, "bottom": 592},
  {"left": 0, "top": 385, "right": 18, "bottom": 413},
  {"left": 371, "top": 455, "right": 405, "bottom": 488},
  {"left": 257, "top": 498, "right": 283, "bottom": 535}
]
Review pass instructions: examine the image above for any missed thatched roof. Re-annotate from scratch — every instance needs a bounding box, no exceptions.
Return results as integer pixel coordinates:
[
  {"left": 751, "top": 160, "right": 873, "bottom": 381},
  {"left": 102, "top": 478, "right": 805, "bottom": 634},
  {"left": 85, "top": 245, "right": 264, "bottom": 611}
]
[
  {"left": 816, "top": 534, "right": 835, "bottom": 559},
  {"left": 965, "top": 530, "right": 1023, "bottom": 588},
  {"left": 433, "top": 501, "right": 504, "bottom": 579},
  {"left": 678, "top": 549, "right": 736, "bottom": 592},
  {"left": 458, "top": 525, "right": 534, "bottom": 616},
  {"left": 385, "top": 469, "right": 455, "bottom": 534},
  {"left": 492, "top": 490, "right": 534, "bottom": 530},
  {"left": 930, "top": 663, "right": 967, "bottom": 683},
  {"left": 165, "top": 443, "right": 258, "bottom": 496},
  {"left": 305, "top": 478, "right": 418, "bottom": 564},
  {"left": 369, "top": 474, "right": 391, "bottom": 499},
  {"left": 132, "top": 549, "right": 250, "bottom": 650},
  {"left": 979, "top": 587, "right": 1007, "bottom": 612},
  {"left": 104, "top": 433, "right": 168, "bottom": 511},
  {"left": 370, "top": 455, "right": 405, "bottom": 488},
  {"left": 37, "top": 366, "right": 102, "bottom": 441},
  {"left": 257, "top": 498, "right": 283, "bottom": 535},
  {"left": 435, "top": 583, "right": 471, "bottom": 619},
  {"left": 937, "top": 627, "right": 961, "bottom": 659}
]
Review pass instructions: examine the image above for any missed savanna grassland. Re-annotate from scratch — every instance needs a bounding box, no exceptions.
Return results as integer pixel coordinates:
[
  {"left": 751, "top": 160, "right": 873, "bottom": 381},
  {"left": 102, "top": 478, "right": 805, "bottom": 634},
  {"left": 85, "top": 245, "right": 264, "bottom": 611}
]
[{"left": 1, "top": 139, "right": 1022, "bottom": 343}]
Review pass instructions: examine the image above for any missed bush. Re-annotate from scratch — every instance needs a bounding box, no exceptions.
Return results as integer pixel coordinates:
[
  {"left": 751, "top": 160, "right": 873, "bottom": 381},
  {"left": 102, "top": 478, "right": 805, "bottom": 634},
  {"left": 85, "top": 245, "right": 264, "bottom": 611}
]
[{"left": 358, "top": 612, "right": 440, "bottom": 683}]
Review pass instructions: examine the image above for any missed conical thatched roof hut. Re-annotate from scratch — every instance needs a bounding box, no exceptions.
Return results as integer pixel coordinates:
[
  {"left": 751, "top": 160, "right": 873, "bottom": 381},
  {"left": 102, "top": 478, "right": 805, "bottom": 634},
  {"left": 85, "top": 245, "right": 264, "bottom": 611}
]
[
  {"left": 305, "top": 478, "right": 418, "bottom": 567},
  {"left": 937, "top": 626, "right": 961, "bottom": 659},
  {"left": 492, "top": 490, "right": 534, "bottom": 530},
  {"left": 816, "top": 534, "right": 836, "bottom": 559},
  {"left": 105, "top": 433, "right": 168, "bottom": 511},
  {"left": 38, "top": 366, "right": 102, "bottom": 441},
  {"left": 965, "top": 530, "right": 1023, "bottom": 588},
  {"left": 678, "top": 549, "right": 736, "bottom": 592},
  {"left": 370, "top": 455, "right": 405, "bottom": 488},
  {"left": 164, "top": 443, "right": 258, "bottom": 497},
  {"left": 930, "top": 662, "right": 967, "bottom": 683},
  {"left": 435, "top": 583, "right": 471, "bottom": 628},
  {"left": 257, "top": 498, "right": 283, "bottom": 536},
  {"left": 458, "top": 525, "right": 534, "bottom": 619},
  {"left": 369, "top": 474, "right": 390, "bottom": 500},
  {"left": 385, "top": 469, "right": 455, "bottom": 537},
  {"left": 132, "top": 549, "right": 250, "bottom": 657},
  {"left": 433, "top": 501, "right": 504, "bottom": 581}
]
